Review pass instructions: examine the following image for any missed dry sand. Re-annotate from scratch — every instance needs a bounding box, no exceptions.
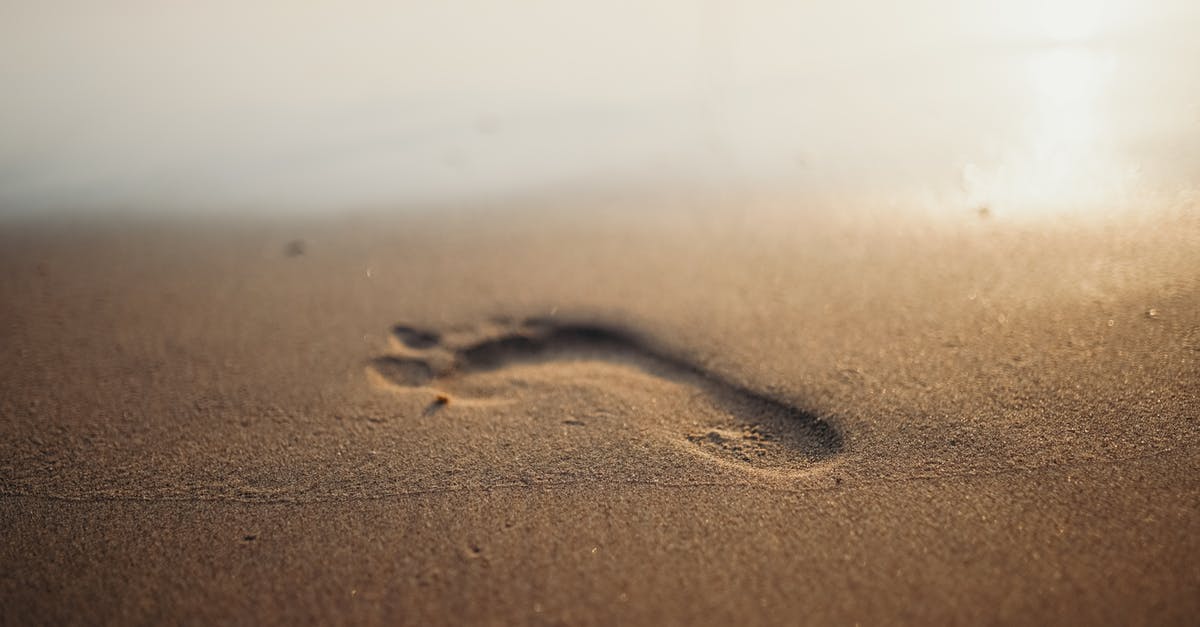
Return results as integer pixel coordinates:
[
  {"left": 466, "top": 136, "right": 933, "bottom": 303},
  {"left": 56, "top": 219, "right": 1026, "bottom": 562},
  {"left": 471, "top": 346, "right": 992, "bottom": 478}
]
[{"left": 2, "top": 199, "right": 1199, "bottom": 624}]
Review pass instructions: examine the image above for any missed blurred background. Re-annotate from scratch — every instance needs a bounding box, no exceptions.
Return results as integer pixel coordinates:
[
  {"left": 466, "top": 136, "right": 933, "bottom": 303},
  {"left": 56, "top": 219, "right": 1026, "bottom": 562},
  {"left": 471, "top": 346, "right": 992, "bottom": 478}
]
[{"left": 1, "top": 0, "right": 1198, "bottom": 219}]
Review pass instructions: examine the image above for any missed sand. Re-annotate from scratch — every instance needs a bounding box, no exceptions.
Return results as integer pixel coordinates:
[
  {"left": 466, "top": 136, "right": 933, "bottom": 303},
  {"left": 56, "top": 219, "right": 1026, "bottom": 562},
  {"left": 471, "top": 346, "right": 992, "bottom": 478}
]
[{"left": 2, "top": 200, "right": 1199, "bottom": 625}]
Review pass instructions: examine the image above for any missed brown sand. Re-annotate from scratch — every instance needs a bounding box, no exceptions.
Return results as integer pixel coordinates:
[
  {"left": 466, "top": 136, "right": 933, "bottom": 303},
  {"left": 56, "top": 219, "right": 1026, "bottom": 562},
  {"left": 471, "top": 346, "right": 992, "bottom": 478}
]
[{"left": 2, "top": 200, "right": 1199, "bottom": 624}]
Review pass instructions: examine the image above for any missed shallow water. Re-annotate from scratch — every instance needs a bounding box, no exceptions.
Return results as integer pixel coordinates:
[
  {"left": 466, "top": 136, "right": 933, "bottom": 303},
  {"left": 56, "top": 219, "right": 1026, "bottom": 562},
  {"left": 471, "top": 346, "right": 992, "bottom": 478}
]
[{"left": 1, "top": 1, "right": 1197, "bottom": 218}]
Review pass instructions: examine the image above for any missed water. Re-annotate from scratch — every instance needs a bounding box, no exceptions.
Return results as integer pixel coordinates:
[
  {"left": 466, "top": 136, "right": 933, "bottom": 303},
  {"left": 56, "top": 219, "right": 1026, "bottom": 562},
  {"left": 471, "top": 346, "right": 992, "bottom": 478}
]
[{"left": 1, "top": 1, "right": 1197, "bottom": 218}]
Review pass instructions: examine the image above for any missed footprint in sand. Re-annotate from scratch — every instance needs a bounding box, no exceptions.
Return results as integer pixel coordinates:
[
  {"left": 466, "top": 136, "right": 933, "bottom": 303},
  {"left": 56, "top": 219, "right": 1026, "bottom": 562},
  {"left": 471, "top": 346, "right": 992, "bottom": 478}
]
[{"left": 367, "top": 317, "right": 842, "bottom": 474}]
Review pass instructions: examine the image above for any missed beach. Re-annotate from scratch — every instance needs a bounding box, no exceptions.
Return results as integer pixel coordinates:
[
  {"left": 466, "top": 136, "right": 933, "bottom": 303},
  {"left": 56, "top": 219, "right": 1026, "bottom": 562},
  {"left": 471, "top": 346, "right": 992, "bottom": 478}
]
[{"left": 2, "top": 200, "right": 1197, "bottom": 624}]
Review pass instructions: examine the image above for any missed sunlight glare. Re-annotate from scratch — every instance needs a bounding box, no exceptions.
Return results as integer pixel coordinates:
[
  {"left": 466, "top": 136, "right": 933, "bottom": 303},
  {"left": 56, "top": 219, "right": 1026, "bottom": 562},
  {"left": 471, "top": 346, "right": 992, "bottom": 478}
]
[
  {"left": 1033, "top": 0, "right": 1127, "bottom": 43},
  {"left": 961, "top": 45, "right": 1137, "bottom": 218}
]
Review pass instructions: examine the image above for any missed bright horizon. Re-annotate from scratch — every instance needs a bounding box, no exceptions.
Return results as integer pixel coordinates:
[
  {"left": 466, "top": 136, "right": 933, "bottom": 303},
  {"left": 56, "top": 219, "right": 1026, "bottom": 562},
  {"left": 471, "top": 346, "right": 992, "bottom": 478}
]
[{"left": 1, "top": 0, "right": 1198, "bottom": 218}]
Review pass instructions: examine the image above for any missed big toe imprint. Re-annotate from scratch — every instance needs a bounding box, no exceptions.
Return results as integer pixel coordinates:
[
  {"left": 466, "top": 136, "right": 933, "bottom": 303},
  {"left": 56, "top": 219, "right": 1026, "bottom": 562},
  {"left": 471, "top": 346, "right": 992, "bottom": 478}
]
[{"left": 368, "top": 317, "right": 843, "bottom": 474}]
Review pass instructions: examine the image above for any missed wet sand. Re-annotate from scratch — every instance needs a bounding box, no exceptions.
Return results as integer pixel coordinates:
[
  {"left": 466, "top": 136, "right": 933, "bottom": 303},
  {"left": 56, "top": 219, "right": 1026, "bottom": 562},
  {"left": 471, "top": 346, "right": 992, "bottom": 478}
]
[{"left": 2, "top": 200, "right": 1199, "bottom": 624}]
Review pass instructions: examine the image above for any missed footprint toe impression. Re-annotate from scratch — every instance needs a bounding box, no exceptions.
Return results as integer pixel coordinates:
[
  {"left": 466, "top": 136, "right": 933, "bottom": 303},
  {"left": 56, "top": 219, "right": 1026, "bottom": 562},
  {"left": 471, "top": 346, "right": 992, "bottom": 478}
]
[
  {"left": 369, "top": 356, "right": 435, "bottom": 387},
  {"left": 390, "top": 325, "right": 441, "bottom": 349},
  {"left": 368, "top": 318, "right": 842, "bottom": 474}
]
